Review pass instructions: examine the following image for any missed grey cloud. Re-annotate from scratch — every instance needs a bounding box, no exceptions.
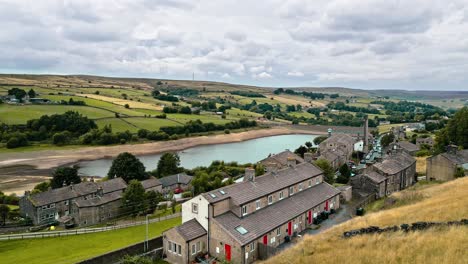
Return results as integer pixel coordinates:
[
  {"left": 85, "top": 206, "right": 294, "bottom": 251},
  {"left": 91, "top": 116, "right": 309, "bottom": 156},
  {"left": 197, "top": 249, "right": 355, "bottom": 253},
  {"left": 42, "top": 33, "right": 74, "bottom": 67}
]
[{"left": 225, "top": 31, "right": 246, "bottom": 42}]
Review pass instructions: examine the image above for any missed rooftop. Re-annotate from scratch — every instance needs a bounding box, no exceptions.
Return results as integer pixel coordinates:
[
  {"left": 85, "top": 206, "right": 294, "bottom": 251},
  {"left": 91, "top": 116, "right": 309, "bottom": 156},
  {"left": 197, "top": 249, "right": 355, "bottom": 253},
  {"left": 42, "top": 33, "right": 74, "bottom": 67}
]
[
  {"left": 440, "top": 149, "right": 468, "bottom": 165},
  {"left": 141, "top": 177, "right": 162, "bottom": 189},
  {"left": 320, "top": 133, "right": 356, "bottom": 148},
  {"left": 202, "top": 162, "right": 323, "bottom": 205},
  {"left": 158, "top": 173, "right": 193, "bottom": 188},
  {"left": 374, "top": 151, "right": 415, "bottom": 175},
  {"left": 175, "top": 218, "right": 207, "bottom": 241},
  {"left": 258, "top": 150, "right": 304, "bottom": 167},
  {"left": 213, "top": 182, "right": 340, "bottom": 245},
  {"left": 397, "top": 141, "right": 420, "bottom": 152}
]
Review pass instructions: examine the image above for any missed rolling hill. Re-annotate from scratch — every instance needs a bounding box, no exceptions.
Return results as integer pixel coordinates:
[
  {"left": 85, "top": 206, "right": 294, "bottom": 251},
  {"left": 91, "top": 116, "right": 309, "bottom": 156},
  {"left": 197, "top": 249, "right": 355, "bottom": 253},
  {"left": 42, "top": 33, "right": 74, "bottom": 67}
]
[{"left": 264, "top": 178, "right": 468, "bottom": 264}]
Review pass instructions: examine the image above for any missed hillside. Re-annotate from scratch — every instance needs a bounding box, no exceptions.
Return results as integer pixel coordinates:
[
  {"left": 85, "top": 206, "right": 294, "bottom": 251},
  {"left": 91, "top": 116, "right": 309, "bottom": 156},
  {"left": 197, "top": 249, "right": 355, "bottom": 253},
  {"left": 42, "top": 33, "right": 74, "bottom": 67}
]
[{"left": 264, "top": 178, "right": 468, "bottom": 264}]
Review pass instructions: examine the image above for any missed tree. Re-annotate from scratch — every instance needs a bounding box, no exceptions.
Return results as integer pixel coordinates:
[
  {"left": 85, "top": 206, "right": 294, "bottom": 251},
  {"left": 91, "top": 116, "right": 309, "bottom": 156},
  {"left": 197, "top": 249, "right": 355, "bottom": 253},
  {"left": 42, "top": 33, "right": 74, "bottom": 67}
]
[
  {"left": 313, "top": 136, "right": 328, "bottom": 145},
  {"left": 179, "top": 106, "right": 192, "bottom": 114},
  {"left": 146, "top": 190, "right": 162, "bottom": 213},
  {"left": 122, "top": 180, "right": 147, "bottom": 215},
  {"left": 155, "top": 153, "right": 181, "bottom": 178},
  {"left": 314, "top": 159, "right": 335, "bottom": 184},
  {"left": 0, "top": 205, "right": 10, "bottom": 226},
  {"left": 337, "top": 164, "right": 351, "bottom": 184},
  {"left": 52, "top": 131, "right": 71, "bottom": 146},
  {"left": 51, "top": 166, "right": 81, "bottom": 189},
  {"left": 381, "top": 133, "right": 395, "bottom": 147},
  {"left": 294, "top": 145, "right": 308, "bottom": 158},
  {"left": 435, "top": 107, "right": 468, "bottom": 151},
  {"left": 305, "top": 141, "right": 313, "bottom": 149},
  {"left": 8, "top": 88, "right": 27, "bottom": 101},
  {"left": 108, "top": 152, "right": 147, "bottom": 182},
  {"left": 28, "top": 89, "right": 36, "bottom": 98},
  {"left": 124, "top": 104, "right": 130, "bottom": 109},
  {"left": 32, "top": 181, "right": 51, "bottom": 194},
  {"left": 255, "top": 164, "right": 265, "bottom": 176}
]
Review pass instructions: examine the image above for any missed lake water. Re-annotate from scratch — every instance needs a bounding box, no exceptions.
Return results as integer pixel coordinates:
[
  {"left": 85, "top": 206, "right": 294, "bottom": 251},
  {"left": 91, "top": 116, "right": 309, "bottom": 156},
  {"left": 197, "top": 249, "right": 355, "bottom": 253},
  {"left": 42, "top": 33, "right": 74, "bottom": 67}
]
[{"left": 78, "top": 134, "right": 317, "bottom": 177}]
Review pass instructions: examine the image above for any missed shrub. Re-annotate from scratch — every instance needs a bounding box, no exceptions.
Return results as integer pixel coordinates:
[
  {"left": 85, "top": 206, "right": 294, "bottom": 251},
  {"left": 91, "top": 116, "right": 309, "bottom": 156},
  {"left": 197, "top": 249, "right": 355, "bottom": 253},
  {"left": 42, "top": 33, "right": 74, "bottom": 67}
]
[
  {"left": 52, "top": 131, "right": 71, "bottom": 146},
  {"left": 224, "top": 129, "right": 230, "bottom": 134},
  {"left": 137, "top": 129, "right": 149, "bottom": 138},
  {"left": 182, "top": 191, "right": 192, "bottom": 198},
  {"left": 416, "top": 149, "right": 431, "bottom": 157},
  {"left": 124, "top": 104, "right": 130, "bottom": 109}
]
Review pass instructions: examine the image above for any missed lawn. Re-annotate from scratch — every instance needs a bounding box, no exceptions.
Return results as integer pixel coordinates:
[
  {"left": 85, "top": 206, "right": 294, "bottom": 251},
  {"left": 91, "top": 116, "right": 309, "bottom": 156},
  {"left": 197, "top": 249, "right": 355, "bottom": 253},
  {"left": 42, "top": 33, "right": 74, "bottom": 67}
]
[
  {"left": 0, "top": 217, "right": 181, "bottom": 264},
  {"left": 226, "top": 108, "right": 263, "bottom": 118},
  {"left": 167, "top": 113, "right": 235, "bottom": 124},
  {"left": 95, "top": 118, "right": 140, "bottom": 133},
  {"left": 124, "top": 117, "right": 181, "bottom": 131},
  {"left": 0, "top": 104, "right": 114, "bottom": 124}
]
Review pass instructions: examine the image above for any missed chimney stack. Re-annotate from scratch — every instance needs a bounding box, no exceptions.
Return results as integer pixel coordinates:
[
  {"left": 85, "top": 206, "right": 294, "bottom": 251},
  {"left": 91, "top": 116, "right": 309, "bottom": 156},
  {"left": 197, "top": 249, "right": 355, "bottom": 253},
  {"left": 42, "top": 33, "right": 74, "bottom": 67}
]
[
  {"left": 287, "top": 156, "right": 296, "bottom": 167},
  {"left": 363, "top": 116, "right": 369, "bottom": 153},
  {"left": 265, "top": 162, "right": 278, "bottom": 174},
  {"left": 304, "top": 153, "right": 313, "bottom": 163},
  {"left": 244, "top": 167, "right": 256, "bottom": 182},
  {"left": 327, "top": 128, "right": 332, "bottom": 137}
]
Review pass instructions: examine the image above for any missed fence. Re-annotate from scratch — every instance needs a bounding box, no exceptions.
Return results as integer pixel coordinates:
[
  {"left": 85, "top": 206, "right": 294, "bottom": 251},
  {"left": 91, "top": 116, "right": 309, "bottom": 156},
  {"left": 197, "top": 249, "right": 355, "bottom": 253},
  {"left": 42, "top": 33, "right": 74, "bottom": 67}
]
[
  {"left": 0, "top": 212, "right": 180, "bottom": 241},
  {"left": 77, "top": 236, "right": 164, "bottom": 264}
]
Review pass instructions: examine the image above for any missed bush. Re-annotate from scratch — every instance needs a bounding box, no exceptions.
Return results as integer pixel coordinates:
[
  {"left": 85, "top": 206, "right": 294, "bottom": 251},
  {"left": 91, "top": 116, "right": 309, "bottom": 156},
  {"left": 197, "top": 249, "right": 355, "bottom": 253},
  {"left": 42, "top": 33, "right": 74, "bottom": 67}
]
[
  {"left": 6, "top": 133, "right": 28, "bottom": 148},
  {"left": 124, "top": 104, "right": 130, "bottom": 109},
  {"left": 415, "top": 149, "right": 431, "bottom": 157},
  {"left": 137, "top": 129, "right": 149, "bottom": 138},
  {"left": 182, "top": 191, "right": 192, "bottom": 198},
  {"left": 52, "top": 131, "right": 71, "bottom": 146},
  {"left": 224, "top": 129, "right": 230, "bottom": 134}
]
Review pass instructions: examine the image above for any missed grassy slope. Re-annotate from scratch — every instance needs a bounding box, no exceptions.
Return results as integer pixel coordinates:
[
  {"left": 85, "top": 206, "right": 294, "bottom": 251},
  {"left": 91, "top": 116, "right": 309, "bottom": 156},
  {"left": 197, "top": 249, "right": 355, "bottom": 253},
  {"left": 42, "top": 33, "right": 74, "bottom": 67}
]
[
  {"left": 265, "top": 177, "right": 468, "bottom": 264},
  {"left": 0, "top": 217, "right": 181, "bottom": 264}
]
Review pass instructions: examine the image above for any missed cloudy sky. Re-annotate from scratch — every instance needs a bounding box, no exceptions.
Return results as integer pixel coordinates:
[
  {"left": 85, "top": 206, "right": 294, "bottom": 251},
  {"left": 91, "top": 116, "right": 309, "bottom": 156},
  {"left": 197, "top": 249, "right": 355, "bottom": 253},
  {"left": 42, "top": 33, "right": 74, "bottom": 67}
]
[{"left": 1, "top": 0, "right": 468, "bottom": 90}]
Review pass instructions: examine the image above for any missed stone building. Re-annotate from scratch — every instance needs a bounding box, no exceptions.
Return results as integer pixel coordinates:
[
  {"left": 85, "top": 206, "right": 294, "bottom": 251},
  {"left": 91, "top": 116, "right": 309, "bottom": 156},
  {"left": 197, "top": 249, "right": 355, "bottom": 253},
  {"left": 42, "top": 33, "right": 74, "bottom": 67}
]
[
  {"left": 163, "top": 159, "right": 341, "bottom": 264},
  {"left": 20, "top": 178, "right": 127, "bottom": 226},
  {"left": 159, "top": 173, "right": 193, "bottom": 194},
  {"left": 394, "top": 141, "right": 420, "bottom": 156},
  {"left": 141, "top": 177, "right": 163, "bottom": 193},
  {"left": 426, "top": 147, "right": 468, "bottom": 181},
  {"left": 318, "top": 133, "right": 356, "bottom": 169},
  {"left": 258, "top": 150, "right": 304, "bottom": 172},
  {"left": 416, "top": 137, "right": 434, "bottom": 148}
]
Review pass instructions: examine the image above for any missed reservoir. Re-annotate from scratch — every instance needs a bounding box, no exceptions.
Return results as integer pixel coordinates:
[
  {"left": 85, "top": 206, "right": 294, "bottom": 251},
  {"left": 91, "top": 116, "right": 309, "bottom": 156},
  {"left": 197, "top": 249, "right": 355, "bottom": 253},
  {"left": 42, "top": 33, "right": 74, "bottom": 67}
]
[{"left": 78, "top": 134, "right": 317, "bottom": 177}]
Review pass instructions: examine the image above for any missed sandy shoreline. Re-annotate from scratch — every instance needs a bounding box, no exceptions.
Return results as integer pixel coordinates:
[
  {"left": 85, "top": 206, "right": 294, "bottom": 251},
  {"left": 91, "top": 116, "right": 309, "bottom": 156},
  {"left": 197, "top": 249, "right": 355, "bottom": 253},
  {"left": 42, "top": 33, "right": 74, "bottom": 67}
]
[{"left": 0, "top": 124, "right": 367, "bottom": 195}]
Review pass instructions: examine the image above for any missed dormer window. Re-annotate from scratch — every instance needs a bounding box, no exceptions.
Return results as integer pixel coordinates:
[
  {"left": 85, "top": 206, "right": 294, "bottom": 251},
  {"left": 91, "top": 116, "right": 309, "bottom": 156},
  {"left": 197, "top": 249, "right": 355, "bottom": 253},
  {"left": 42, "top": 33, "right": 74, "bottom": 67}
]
[
  {"left": 289, "top": 186, "right": 294, "bottom": 196},
  {"left": 242, "top": 205, "right": 247, "bottom": 216},
  {"left": 268, "top": 195, "right": 273, "bottom": 205},
  {"left": 279, "top": 191, "right": 284, "bottom": 200},
  {"left": 308, "top": 180, "right": 312, "bottom": 187},
  {"left": 256, "top": 200, "right": 261, "bottom": 210},
  {"left": 299, "top": 183, "right": 303, "bottom": 191}
]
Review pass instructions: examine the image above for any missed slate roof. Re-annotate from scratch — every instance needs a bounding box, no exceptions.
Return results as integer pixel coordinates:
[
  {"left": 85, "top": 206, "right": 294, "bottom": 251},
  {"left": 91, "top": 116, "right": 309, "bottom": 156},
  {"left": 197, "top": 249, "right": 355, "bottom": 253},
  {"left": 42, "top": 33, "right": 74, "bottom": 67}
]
[
  {"left": 374, "top": 151, "right": 415, "bottom": 175},
  {"left": 74, "top": 191, "right": 123, "bottom": 208},
  {"left": 320, "top": 134, "right": 356, "bottom": 148},
  {"left": 364, "top": 171, "right": 386, "bottom": 183},
  {"left": 440, "top": 150, "right": 468, "bottom": 165},
  {"left": 202, "top": 162, "right": 323, "bottom": 205},
  {"left": 397, "top": 141, "right": 420, "bottom": 152},
  {"left": 258, "top": 150, "right": 304, "bottom": 167},
  {"left": 212, "top": 182, "right": 340, "bottom": 246},
  {"left": 175, "top": 219, "right": 207, "bottom": 241},
  {"left": 159, "top": 173, "right": 193, "bottom": 188},
  {"left": 141, "top": 177, "right": 162, "bottom": 190},
  {"left": 28, "top": 178, "right": 127, "bottom": 207},
  {"left": 319, "top": 148, "right": 345, "bottom": 162}
]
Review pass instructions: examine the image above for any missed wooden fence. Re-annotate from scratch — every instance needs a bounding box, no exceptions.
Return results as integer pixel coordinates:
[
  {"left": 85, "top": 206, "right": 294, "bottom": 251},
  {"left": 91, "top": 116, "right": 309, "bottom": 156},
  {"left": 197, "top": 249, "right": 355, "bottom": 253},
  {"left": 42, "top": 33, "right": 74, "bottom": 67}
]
[{"left": 0, "top": 212, "right": 180, "bottom": 241}]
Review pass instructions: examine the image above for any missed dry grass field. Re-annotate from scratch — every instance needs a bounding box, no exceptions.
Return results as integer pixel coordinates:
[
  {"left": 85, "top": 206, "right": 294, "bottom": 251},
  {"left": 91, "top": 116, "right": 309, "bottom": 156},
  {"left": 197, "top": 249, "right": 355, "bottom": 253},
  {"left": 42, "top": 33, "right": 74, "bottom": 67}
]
[
  {"left": 416, "top": 156, "right": 428, "bottom": 175},
  {"left": 264, "top": 177, "right": 468, "bottom": 264}
]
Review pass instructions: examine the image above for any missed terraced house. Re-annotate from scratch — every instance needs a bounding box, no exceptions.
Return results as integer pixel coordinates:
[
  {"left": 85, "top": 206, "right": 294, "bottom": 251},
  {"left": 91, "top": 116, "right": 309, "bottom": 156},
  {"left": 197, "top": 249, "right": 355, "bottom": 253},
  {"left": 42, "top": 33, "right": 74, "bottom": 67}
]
[{"left": 162, "top": 155, "right": 341, "bottom": 264}]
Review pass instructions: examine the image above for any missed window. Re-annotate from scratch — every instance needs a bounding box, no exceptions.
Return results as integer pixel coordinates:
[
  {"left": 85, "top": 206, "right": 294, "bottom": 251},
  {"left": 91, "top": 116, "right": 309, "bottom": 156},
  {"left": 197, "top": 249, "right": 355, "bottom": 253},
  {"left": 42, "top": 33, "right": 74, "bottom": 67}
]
[
  {"left": 209, "top": 193, "right": 217, "bottom": 198},
  {"left": 178, "top": 244, "right": 181, "bottom": 255},
  {"left": 50, "top": 203, "right": 55, "bottom": 208},
  {"left": 172, "top": 243, "right": 177, "bottom": 253},
  {"left": 289, "top": 186, "right": 294, "bottom": 196},
  {"left": 42, "top": 205, "right": 47, "bottom": 210},
  {"left": 270, "top": 237, "right": 276, "bottom": 244},
  {"left": 64, "top": 200, "right": 69, "bottom": 206},
  {"left": 192, "top": 203, "right": 198, "bottom": 214},
  {"left": 192, "top": 244, "right": 196, "bottom": 255},
  {"left": 242, "top": 205, "right": 247, "bottom": 216},
  {"left": 279, "top": 191, "right": 284, "bottom": 200},
  {"left": 268, "top": 195, "right": 273, "bottom": 205},
  {"left": 236, "top": 226, "right": 248, "bottom": 235},
  {"left": 256, "top": 200, "right": 261, "bottom": 210},
  {"left": 308, "top": 180, "right": 312, "bottom": 187},
  {"left": 299, "top": 183, "right": 303, "bottom": 191},
  {"left": 276, "top": 227, "right": 281, "bottom": 236},
  {"left": 197, "top": 241, "right": 201, "bottom": 252},
  {"left": 168, "top": 242, "right": 172, "bottom": 252},
  {"left": 219, "top": 189, "right": 226, "bottom": 195},
  {"left": 315, "top": 177, "right": 319, "bottom": 184},
  {"left": 250, "top": 242, "right": 255, "bottom": 252}
]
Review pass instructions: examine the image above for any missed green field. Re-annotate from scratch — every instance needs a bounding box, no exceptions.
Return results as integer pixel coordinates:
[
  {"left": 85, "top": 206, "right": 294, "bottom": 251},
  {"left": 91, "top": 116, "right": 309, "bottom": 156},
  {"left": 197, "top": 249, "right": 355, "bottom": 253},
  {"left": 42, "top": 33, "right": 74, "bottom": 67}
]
[
  {"left": 0, "top": 217, "right": 181, "bottom": 264},
  {"left": 125, "top": 117, "right": 182, "bottom": 131},
  {"left": 0, "top": 104, "right": 114, "bottom": 124},
  {"left": 95, "top": 118, "right": 140, "bottom": 133}
]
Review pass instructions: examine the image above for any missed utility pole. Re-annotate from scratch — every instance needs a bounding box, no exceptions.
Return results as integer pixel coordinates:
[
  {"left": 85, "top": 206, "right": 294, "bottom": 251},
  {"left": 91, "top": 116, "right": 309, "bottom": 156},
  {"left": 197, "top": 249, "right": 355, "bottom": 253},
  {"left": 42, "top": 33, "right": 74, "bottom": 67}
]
[{"left": 145, "top": 214, "right": 149, "bottom": 252}]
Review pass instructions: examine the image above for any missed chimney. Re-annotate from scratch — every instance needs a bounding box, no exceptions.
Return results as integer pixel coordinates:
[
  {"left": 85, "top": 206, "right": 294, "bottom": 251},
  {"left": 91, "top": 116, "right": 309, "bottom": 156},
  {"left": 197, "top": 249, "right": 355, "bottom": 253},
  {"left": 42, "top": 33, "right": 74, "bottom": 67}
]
[
  {"left": 97, "top": 186, "right": 104, "bottom": 197},
  {"left": 363, "top": 116, "right": 369, "bottom": 153},
  {"left": 69, "top": 183, "right": 74, "bottom": 190},
  {"left": 265, "top": 162, "right": 278, "bottom": 174},
  {"left": 327, "top": 128, "right": 332, "bottom": 137},
  {"left": 446, "top": 145, "right": 458, "bottom": 154},
  {"left": 304, "top": 153, "right": 313, "bottom": 163},
  {"left": 244, "top": 167, "right": 255, "bottom": 182},
  {"left": 287, "top": 156, "right": 296, "bottom": 167}
]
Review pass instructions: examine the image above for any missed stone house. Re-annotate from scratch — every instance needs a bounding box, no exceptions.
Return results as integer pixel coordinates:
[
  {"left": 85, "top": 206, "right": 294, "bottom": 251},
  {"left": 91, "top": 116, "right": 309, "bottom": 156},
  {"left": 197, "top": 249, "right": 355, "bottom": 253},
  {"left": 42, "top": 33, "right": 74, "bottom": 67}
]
[
  {"left": 416, "top": 137, "right": 434, "bottom": 148},
  {"left": 426, "top": 147, "right": 468, "bottom": 181},
  {"left": 258, "top": 150, "right": 304, "bottom": 172},
  {"left": 394, "top": 141, "right": 420, "bottom": 156},
  {"left": 318, "top": 133, "right": 356, "bottom": 169},
  {"left": 163, "top": 219, "right": 207, "bottom": 264},
  {"left": 141, "top": 177, "right": 163, "bottom": 193},
  {"left": 159, "top": 173, "right": 193, "bottom": 194},
  {"left": 20, "top": 178, "right": 127, "bottom": 226},
  {"left": 163, "top": 160, "right": 341, "bottom": 264},
  {"left": 352, "top": 150, "right": 416, "bottom": 198}
]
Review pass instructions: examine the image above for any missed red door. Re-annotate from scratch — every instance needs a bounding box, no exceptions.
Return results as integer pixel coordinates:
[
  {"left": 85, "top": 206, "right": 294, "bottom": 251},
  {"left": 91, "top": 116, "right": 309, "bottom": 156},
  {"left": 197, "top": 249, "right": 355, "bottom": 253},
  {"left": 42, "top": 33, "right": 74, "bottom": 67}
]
[
  {"left": 325, "top": 200, "right": 329, "bottom": 211},
  {"left": 308, "top": 211, "right": 312, "bottom": 224},
  {"left": 263, "top": 235, "right": 268, "bottom": 245},
  {"left": 225, "top": 244, "right": 231, "bottom": 261},
  {"left": 288, "top": 221, "right": 292, "bottom": 236}
]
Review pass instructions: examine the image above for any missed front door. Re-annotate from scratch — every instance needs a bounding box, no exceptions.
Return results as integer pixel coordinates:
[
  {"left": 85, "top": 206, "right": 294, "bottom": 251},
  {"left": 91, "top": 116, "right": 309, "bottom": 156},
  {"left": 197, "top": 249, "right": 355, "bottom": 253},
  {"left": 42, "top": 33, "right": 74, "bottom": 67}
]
[
  {"left": 263, "top": 235, "right": 268, "bottom": 245},
  {"left": 325, "top": 200, "right": 329, "bottom": 211},
  {"left": 225, "top": 244, "right": 231, "bottom": 261},
  {"left": 308, "top": 210, "right": 312, "bottom": 224},
  {"left": 288, "top": 221, "right": 292, "bottom": 236}
]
